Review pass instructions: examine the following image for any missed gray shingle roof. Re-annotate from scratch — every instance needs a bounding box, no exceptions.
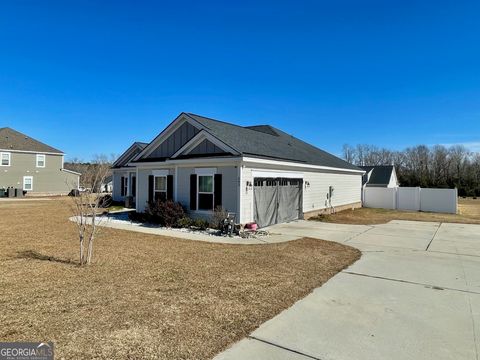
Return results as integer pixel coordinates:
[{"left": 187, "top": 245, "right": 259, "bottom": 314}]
[
  {"left": 360, "top": 165, "right": 394, "bottom": 186},
  {"left": 0, "top": 127, "right": 63, "bottom": 154},
  {"left": 185, "top": 113, "right": 360, "bottom": 171}
]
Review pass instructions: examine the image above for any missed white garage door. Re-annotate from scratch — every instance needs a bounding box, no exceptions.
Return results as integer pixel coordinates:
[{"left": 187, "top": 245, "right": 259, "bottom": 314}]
[{"left": 253, "top": 177, "right": 303, "bottom": 228}]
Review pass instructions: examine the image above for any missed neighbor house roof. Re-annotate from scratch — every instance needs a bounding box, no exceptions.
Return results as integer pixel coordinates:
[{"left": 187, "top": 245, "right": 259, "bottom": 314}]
[
  {"left": 0, "top": 127, "right": 63, "bottom": 154},
  {"left": 360, "top": 165, "right": 395, "bottom": 186},
  {"left": 182, "top": 113, "right": 360, "bottom": 170}
]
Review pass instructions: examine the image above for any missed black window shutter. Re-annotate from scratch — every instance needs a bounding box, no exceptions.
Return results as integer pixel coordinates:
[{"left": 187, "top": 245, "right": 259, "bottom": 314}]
[
  {"left": 190, "top": 174, "right": 197, "bottom": 210},
  {"left": 121, "top": 177, "right": 125, "bottom": 196},
  {"left": 214, "top": 174, "right": 222, "bottom": 209},
  {"left": 148, "top": 175, "right": 154, "bottom": 204},
  {"left": 167, "top": 175, "right": 174, "bottom": 200},
  {"left": 132, "top": 176, "right": 136, "bottom": 197}
]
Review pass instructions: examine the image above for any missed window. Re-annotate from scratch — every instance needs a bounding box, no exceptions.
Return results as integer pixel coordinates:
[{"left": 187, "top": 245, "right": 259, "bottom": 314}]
[
  {"left": 198, "top": 175, "right": 214, "bottom": 210},
  {"left": 0, "top": 152, "right": 10, "bottom": 166},
  {"left": 23, "top": 176, "right": 33, "bottom": 191},
  {"left": 123, "top": 177, "right": 128, "bottom": 197},
  {"left": 36, "top": 154, "right": 46, "bottom": 168},
  {"left": 154, "top": 176, "right": 167, "bottom": 201}
]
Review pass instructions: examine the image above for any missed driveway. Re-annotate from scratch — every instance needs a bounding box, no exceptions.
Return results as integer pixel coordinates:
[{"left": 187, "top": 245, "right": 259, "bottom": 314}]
[{"left": 214, "top": 220, "right": 480, "bottom": 360}]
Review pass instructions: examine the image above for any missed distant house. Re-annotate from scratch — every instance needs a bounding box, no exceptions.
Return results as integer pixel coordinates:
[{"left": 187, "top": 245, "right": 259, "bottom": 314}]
[
  {"left": 0, "top": 127, "right": 80, "bottom": 195},
  {"left": 101, "top": 175, "right": 113, "bottom": 193},
  {"left": 112, "top": 112, "right": 364, "bottom": 227},
  {"left": 360, "top": 165, "right": 399, "bottom": 188}
]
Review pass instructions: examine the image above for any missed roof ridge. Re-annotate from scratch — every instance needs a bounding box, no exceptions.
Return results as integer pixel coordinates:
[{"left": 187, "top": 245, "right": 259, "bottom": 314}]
[{"left": 186, "top": 113, "right": 283, "bottom": 136}]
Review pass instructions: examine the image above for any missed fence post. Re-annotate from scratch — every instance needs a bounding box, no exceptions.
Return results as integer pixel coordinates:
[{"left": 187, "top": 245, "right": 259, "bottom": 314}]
[
  {"left": 418, "top": 187, "right": 422, "bottom": 212},
  {"left": 394, "top": 187, "right": 398, "bottom": 210}
]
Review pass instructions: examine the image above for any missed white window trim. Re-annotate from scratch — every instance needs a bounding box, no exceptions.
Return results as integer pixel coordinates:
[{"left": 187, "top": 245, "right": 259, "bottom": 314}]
[
  {"left": 23, "top": 176, "right": 33, "bottom": 191},
  {"left": 0, "top": 152, "right": 11, "bottom": 166},
  {"left": 153, "top": 175, "right": 167, "bottom": 200},
  {"left": 36, "top": 154, "right": 46, "bottom": 168},
  {"left": 197, "top": 174, "right": 215, "bottom": 211},
  {"left": 195, "top": 167, "right": 217, "bottom": 175}
]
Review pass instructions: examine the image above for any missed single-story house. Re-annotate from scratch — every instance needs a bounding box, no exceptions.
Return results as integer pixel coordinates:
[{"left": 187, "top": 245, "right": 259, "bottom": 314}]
[
  {"left": 360, "top": 165, "right": 399, "bottom": 188},
  {"left": 112, "top": 113, "right": 364, "bottom": 227},
  {"left": 0, "top": 127, "right": 80, "bottom": 195}
]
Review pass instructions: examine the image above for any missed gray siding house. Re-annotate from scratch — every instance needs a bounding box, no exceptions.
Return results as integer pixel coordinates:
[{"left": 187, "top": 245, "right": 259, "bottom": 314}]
[
  {"left": 0, "top": 127, "right": 80, "bottom": 195},
  {"left": 112, "top": 113, "right": 364, "bottom": 227}
]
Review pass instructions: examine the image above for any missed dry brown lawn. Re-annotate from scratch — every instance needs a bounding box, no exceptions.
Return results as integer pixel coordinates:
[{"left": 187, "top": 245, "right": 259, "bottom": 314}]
[
  {"left": 0, "top": 199, "right": 359, "bottom": 359},
  {"left": 310, "top": 198, "right": 480, "bottom": 225}
]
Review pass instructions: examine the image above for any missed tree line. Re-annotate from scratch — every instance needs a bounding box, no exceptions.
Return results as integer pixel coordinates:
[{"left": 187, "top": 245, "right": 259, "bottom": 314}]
[{"left": 342, "top": 144, "right": 480, "bottom": 196}]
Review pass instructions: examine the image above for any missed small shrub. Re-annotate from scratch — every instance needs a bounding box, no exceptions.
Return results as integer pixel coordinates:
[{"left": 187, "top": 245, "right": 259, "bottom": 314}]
[
  {"left": 210, "top": 206, "right": 229, "bottom": 229},
  {"left": 128, "top": 211, "right": 149, "bottom": 223},
  {"left": 146, "top": 200, "right": 185, "bottom": 227},
  {"left": 177, "top": 217, "right": 193, "bottom": 228},
  {"left": 191, "top": 218, "right": 209, "bottom": 230}
]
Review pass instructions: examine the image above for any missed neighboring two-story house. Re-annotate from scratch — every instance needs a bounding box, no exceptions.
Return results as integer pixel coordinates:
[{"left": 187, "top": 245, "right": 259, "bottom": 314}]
[{"left": 0, "top": 127, "right": 80, "bottom": 195}]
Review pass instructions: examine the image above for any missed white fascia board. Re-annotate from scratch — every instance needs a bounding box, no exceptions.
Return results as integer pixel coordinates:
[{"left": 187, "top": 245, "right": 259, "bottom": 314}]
[
  {"left": 0, "top": 148, "right": 64, "bottom": 156},
  {"left": 242, "top": 157, "right": 365, "bottom": 174},
  {"left": 112, "top": 166, "right": 136, "bottom": 171},
  {"left": 171, "top": 130, "right": 240, "bottom": 158},
  {"left": 251, "top": 169, "right": 304, "bottom": 179},
  {"left": 131, "top": 156, "right": 242, "bottom": 169},
  {"left": 61, "top": 168, "right": 81, "bottom": 176},
  {"left": 133, "top": 113, "right": 209, "bottom": 161}
]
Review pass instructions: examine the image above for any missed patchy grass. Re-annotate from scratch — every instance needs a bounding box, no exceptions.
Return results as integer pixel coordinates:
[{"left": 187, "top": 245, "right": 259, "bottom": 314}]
[
  {"left": 0, "top": 199, "right": 359, "bottom": 360},
  {"left": 310, "top": 198, "right": 480, "bottom": 225}
]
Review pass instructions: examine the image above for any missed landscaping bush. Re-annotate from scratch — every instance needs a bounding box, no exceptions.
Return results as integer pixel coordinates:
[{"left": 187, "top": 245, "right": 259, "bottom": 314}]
[
  {"left": 177, "top": 217, "right": 193, "bottom": 228},
  {"left": 128, "top": 211, "right": 149, "bottom": 223},
  {"left": 210, "top": 206, "right": 228, "bottom": 229},
  {"left": 146, "top": 200, "right": 185, "bottom": 227},
  {"left": 191, "top": 218, "right": 209, "bottom": 230}
]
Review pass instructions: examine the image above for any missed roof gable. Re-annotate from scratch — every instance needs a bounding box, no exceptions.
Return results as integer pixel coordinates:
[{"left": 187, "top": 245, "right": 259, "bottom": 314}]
[
  {"left": 113, "top": 142, "right": 148, "bottom": 168},
  {"left": 133, "top": 112, "right": 361, "bottom": 171},
  {"left": 0, "top": 127, "right": 63, "bottom": 154},
  {"left": 360, "top": 165, "right": 394, "bottom": 185}
]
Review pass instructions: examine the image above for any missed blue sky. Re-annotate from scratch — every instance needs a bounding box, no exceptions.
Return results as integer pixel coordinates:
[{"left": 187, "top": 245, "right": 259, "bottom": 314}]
[{"left": 0, "top": 0, "right": 479, "bottom": 160}]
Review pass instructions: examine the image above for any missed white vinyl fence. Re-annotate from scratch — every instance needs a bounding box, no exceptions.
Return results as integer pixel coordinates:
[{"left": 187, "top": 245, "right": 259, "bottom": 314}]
[{"left": 363, "top": 187, "right": 458, "bottom": 214}]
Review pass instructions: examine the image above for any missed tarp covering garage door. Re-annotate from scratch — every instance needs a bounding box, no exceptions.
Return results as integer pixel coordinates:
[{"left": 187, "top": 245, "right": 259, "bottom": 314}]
[{"left": 253, "top": 177, "right": 303, "bottom": 228}]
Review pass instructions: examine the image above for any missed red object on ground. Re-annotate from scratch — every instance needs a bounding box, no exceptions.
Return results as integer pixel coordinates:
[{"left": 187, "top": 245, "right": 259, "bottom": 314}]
[{"left": 245, "top": 222, "right": 258, "bottom": 230}]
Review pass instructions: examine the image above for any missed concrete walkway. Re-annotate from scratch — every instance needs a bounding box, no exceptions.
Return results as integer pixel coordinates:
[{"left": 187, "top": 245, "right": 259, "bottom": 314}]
[{"left": 214, "top": 220, "right": 480, "bottom": 360}]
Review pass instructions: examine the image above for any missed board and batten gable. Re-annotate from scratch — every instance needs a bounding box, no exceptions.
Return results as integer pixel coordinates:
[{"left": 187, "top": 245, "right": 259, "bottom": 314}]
[
  {"left": 146, "top": 122, "right": 200, "bottom": 159},
  {"left": 0, "top": 152, "right": 78, "bottom": 193}
]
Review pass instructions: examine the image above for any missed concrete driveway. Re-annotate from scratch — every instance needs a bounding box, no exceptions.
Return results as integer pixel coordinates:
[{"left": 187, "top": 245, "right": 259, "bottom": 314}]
[{"left": 214, "top": 220, "right": 480, "bottom": 360}]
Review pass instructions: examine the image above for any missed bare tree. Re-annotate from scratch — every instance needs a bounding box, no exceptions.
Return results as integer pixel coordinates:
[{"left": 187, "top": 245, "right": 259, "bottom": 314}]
[
  {"left": 68, "top": 155, "right": 111, "bottom": 265},
  {"left": 342, "top": 144, "right": 356, "bottom": 164}
]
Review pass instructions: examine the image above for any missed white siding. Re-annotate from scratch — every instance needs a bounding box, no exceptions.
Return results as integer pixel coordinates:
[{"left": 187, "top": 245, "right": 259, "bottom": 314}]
[
  {"left": 241, "top": 164, "right": 362, "bottom": 223},
  {"left": 303, "top": 170, "right": 362, "bottom": 212}
]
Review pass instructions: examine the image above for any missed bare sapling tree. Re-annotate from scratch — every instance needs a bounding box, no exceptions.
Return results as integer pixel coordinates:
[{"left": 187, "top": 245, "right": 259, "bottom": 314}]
[{"left": 68, "top": 155, "right": 112, "bottom": 265}]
